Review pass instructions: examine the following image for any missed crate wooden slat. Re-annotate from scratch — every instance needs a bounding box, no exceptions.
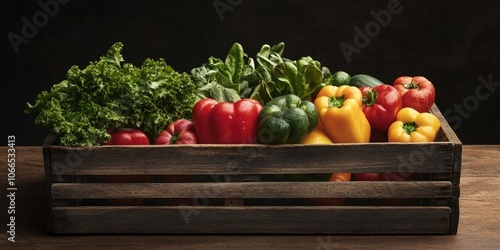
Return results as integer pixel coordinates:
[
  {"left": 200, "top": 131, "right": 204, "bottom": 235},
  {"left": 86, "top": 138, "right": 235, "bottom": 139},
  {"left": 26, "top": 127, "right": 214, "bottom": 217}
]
[
  {"left": 43, "top": 104, "right": 462, "bottom": 234},
  {"left": 51, "top": 206, "right": 452, "bottom": 234},
  {"left": 51, "top": 181, "right": 452, "bottom": 199},
  {"left": 47, "top": 142, "right": 455, "bottom": 175}
]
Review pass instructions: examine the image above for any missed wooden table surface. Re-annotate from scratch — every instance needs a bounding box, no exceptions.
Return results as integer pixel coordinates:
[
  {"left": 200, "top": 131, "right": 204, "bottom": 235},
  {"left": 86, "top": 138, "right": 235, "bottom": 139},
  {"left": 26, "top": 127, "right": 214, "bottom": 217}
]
[{"left": 1, "top": 145, "right": 499, "bottom": 249}]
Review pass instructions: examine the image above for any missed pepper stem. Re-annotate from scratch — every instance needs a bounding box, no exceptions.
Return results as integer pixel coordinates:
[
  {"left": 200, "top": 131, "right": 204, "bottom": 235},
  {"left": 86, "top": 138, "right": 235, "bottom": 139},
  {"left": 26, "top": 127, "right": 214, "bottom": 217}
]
[
  {"left": 329, "top": 95, "right": 345, "bottom": 108},
  {"left": 362, "top": 90, "right": 378, "bottom": 107},
  {"left": 403, "top": 122, "right": 418, "bottom": 135}
]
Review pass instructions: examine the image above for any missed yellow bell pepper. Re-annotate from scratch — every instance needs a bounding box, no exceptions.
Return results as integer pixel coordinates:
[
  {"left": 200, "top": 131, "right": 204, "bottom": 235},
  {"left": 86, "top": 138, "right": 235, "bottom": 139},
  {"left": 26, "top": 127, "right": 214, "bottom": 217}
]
[
  {"left": 314, "top": 85, "right": 371, "bottom": 143},
  {"left": 316, "top": 85, "right": 363, "bottom": 106},
  {"left": 302, "top": 122, "right": 333, "bottom": 144},
  {"left": 388, "top": 107, "right": 441, "bottom": 142}
]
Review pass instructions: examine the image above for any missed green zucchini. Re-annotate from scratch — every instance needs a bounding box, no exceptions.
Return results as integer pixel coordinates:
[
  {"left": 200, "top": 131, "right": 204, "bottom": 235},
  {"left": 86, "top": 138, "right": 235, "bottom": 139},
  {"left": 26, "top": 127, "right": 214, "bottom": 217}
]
[{"left": 349, "top": 74, "right": 384, "bottom": 88}]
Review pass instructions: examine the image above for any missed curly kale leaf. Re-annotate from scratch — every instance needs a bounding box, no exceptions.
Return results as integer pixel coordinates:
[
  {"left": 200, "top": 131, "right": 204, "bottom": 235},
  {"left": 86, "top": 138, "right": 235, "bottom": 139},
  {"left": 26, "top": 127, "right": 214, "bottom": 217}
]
[{"left": 25, "top": 42, "right": 199, "bottom": 146}]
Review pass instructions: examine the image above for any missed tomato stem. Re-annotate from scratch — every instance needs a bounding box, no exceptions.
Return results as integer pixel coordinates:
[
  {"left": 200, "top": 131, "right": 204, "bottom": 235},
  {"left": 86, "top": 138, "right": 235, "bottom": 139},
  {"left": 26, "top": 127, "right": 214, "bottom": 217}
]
[
  {"left": 404, "top": 81, "right": 420, "bottom": 89},
  {"left": 169, "top": 133, "right": 180, "bottom": 144}
]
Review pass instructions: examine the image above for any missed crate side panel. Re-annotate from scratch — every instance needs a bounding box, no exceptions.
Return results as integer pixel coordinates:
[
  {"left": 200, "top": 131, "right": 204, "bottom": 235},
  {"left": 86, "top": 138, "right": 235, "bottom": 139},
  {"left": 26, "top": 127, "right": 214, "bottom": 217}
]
[
  {"left": 43, "top": 135, "right": 56, "bottom": 232},
  {"left": 48, "top": 142, "right": 455, "bottom": 175},
  {"left": 51, "top": 206, "right": 451, "bottom": 234},
  {"left": 450, "top": 142, "right": 462, "bottom": 234},
  {"left": 430, "top": 104, "right": 462, "bottom": 234},
  {"left": 431, "top": 105, "right": 462, "bottom": 146}
]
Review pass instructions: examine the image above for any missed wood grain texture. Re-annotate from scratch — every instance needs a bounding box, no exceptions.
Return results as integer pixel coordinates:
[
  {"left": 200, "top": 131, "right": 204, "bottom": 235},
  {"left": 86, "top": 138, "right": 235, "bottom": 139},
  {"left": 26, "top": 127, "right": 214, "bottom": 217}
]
[
  {"left": 51, "top": 181, "right": 452, "bottom": 199},
  {"left": 431, "top": 105, "right": 463, "bottom": 234},
  {"left": 0, "top": 145, "right": 497, "bottom": 249},
  {"left": 51, "top": 206, "right": 451, "bottom": 234},
  {"left": 46, "top": 142, "right": 456, "bottom": 175}
]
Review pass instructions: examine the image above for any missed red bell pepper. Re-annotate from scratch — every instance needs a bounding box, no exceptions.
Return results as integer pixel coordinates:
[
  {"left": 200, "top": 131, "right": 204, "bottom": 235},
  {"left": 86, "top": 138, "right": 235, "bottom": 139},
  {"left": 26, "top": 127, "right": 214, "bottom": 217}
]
[
  {"left": 192, "top": 98, "right": 263, "bottom": 144},
  {"left": 392, "top": 76, "right": 436, "bottom": 113},
  {"left": 360, "top": 84, "right": 403, "bottom": 133},
  {"left": 155, "top": 119, "right": 198, "bottom": 145}
]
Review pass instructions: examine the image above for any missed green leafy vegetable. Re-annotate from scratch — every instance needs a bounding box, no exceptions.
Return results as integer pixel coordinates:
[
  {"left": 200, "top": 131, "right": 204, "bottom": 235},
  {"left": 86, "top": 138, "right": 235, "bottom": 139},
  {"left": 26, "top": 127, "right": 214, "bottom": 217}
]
[
  {"left": 24, "top": 42, "right": 200, "bottom": 146},
  {"left": 250, "top": 43, "right": 324, "bottom": 104},
  {"left": 192, "top": 42, "right": 325, "bottom": 105},
  {"left": 191, "top": 43, "right": 258, "bottom": 102}
]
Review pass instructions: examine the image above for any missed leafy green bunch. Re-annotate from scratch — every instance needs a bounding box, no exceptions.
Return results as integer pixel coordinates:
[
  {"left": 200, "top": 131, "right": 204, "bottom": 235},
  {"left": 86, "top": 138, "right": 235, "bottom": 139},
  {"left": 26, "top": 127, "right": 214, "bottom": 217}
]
[
  {"left": 191, "top": 42, "right": 326, "bottom": 104},
  {"left": 25, "top": 42, "right": 200, "bottom": 146}
]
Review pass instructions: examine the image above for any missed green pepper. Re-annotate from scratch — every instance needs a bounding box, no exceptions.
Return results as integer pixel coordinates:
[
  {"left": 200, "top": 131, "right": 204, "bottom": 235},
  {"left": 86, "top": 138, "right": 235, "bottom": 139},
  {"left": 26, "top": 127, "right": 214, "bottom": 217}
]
[{"left": 257, "top": 94, "right": 318, "bottom": 144}]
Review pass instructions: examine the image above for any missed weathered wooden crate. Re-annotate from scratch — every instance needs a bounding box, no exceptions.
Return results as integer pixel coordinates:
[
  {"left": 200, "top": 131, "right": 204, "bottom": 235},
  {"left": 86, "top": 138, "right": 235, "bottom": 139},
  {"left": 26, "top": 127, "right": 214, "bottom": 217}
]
[{"left": 43, "top": 105, "right": 461, "bottom": 234}]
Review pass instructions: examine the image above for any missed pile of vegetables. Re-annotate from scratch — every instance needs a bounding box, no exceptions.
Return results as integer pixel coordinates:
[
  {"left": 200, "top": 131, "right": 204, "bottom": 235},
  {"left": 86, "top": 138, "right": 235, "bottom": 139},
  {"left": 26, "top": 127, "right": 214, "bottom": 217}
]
[
  {"left": 25, "top": 41, "right": 440, "bottom": 147},
  {"left": 26, "top": 42, "right": 440, "bottom": 206}
]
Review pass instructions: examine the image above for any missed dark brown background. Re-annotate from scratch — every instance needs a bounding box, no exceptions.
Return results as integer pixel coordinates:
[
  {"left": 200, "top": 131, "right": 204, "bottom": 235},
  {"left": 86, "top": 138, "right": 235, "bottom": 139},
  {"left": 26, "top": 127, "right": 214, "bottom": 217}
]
[{"left": 2, "top": 0, "right": 499, "bottom": 145}]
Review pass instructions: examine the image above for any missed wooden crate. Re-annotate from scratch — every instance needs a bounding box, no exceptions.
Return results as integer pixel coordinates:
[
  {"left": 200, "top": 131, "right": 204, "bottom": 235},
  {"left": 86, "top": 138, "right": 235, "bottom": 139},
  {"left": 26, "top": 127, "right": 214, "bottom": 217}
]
[{"left": 43, "top": 105, "right": 461, "bottom": 234}]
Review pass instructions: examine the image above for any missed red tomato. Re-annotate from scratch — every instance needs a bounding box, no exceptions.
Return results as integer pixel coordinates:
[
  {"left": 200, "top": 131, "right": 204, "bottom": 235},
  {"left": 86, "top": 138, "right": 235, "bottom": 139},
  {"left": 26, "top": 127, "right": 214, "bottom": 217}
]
[
  {"left": 106, "top": 128, "right": 150, "bottom": 145},
  {"left": 154, "top": 121, "right": 200, "bottom": 205},
  {"left": 90, "top": 128, "right": 151, "bottom": 206},
  {"left": 155, "top": 119, "right": 198, "bottom": 145},
  {"left": 392, "top": 76, "right": 435, "bottom": 113}
]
